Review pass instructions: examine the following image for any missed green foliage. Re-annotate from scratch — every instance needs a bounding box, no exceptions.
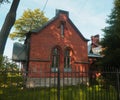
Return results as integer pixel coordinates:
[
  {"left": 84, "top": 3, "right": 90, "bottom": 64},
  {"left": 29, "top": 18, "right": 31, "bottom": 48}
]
[
  {"left": 0, "top": 56, "right": 18, "bottom": 71},
  {"left": 9, "top": 9, "right": 48, "bottom": 41},
  {"left": 0, "top": 55, "right": 22, "bottom": 88},
  {"left": 101, "top": 0, "right": 120, "bottom": 66},
  {"left": 0, "top": 0, "right": 10, "bottom": 4},
  {"left": 0, "top": 85, "right": 117, "bottom": 100},
  {"left": 0, "top": 56, "right": 24, "bottom": 100}
]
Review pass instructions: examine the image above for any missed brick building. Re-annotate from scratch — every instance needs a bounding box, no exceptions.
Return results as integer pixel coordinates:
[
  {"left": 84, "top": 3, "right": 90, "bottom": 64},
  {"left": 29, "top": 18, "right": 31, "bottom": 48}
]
[
  {"left": 13, "top": 9, "right": 90, "bottom": 87},
  {"left": 24, "top": 9, "right": 89, "bottom": 76}
]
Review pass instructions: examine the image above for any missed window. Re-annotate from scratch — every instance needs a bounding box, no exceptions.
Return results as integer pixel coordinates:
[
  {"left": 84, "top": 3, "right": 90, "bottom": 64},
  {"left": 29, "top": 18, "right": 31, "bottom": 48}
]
[
  {"left": 60, "top": 23, "right": 64, "bottom": 37},
  {"left": 51, "top": 48, "right": 60, "bottom": 71},
  {"left": 64, "top": 49, "right": 71, "bottom": 68}
]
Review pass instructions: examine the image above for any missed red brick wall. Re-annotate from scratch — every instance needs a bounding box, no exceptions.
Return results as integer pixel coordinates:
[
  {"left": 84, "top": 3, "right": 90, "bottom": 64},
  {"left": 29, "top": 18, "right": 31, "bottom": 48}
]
[{"left": 28, "top": 13, "right": 88, "bottom": 77}]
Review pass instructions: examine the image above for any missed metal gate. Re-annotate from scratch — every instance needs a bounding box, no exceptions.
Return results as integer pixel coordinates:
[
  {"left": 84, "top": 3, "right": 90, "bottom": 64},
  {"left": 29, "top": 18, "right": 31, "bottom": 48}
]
[{"left": 0, "top": 67, "right": 120, "bottom": 100}]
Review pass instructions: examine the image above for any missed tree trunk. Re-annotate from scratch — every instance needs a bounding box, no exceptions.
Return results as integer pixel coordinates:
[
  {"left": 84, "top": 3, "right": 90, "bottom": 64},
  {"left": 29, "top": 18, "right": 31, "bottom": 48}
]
[{"left": 0, "top": 0, "right": 20, "bottom": 55}]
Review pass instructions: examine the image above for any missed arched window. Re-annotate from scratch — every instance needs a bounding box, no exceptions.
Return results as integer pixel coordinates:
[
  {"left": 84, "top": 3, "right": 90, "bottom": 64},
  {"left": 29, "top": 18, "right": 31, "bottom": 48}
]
[
  {"left": 64, "top": 49, "right": 71, "bottom": 68},
  {"left": 60, "top": 21, "right": 66, "bottom": 37},
  {"left": 60, "top": 23, "right": 64, "bottom": 37},
  {"left": 52, "top": 48, "right": 60, "bottom": 68}
]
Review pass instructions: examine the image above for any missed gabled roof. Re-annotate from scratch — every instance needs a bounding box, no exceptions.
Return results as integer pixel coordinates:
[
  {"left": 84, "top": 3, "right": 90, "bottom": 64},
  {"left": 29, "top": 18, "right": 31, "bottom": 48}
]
[
  {"left": 29, "top": 9, "right": 89, "bottom": 42},
  {"left": 12, "top": 42, "right": 26, "bottom": 61}
]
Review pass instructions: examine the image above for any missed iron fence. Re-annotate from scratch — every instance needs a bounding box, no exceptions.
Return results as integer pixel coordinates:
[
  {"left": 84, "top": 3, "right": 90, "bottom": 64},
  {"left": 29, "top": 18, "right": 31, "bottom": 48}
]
[{"left": 0, "top": 67, "right": 120, "bottom": 100}]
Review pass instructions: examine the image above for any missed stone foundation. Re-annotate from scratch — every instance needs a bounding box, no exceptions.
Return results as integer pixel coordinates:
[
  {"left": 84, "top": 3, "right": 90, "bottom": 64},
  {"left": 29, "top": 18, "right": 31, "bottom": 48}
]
[{"left": 26, "top": 77, "right": 89, "bottom": 88}]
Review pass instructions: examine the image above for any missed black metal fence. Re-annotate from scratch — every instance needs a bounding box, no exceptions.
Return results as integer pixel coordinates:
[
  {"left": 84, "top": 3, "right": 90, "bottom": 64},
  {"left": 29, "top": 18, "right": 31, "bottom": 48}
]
[{"left": 0, "top": 67, "right": 120, "bottom": 100}]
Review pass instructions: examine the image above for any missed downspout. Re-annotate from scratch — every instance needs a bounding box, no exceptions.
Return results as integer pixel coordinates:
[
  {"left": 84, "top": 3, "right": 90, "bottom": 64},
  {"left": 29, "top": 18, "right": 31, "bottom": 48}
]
[{"left": 26, "top": 32, "right": 31, "bottom": 74}]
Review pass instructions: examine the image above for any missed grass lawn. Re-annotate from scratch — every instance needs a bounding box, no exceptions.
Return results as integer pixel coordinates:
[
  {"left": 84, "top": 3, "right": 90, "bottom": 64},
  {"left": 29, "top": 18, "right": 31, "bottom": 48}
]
[{"left": 0, "top": 85, "right": 117, "bottom": 100}]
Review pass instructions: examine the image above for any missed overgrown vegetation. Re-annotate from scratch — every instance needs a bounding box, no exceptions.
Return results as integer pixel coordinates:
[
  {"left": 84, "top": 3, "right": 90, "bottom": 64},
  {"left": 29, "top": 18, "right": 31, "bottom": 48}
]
[
  {"left": 0, "top": 84, "right": 117, "bottom": 100},
  {"left": 0, "top": 56, "right": 18, "bottom": 71},
  {"left": 0, "top": 56, "right": 24, "bottom": 94}
]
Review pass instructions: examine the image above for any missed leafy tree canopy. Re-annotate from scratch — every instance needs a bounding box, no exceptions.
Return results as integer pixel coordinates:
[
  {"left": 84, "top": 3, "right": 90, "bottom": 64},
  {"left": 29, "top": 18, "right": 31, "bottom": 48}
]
[
  {"left": 101, "top": 0, "right": 120, "bottom": 66},
  {"left": 0, "top": 0, "right": 9, "bottom": 4},
  {"left": 9, "top": 9, "right": 48, "bottom": 41},
  {"left": 0, "top": 56, "right": 18, "bottom": 71}
]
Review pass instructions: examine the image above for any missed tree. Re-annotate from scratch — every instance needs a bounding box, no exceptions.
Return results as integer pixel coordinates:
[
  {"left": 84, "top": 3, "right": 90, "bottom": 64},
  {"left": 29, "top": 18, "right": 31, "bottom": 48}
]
[
  {"left": 101, "top": 0, "right": 120, "bottom": 67},
  {"left": 0, "top": 55, "right": 18, "bottom": 71},
  {"left": 0, "top": 0, "right": 9, "bottom": 4},
  {"left": 9, "top": 9, "right": 48, "bottom": 41},
  {"left": 0, "top": 55, "right": 23, "bottom": 95},
  {"left": 0, "top": 0, "right": 20, "bottom": 55}
]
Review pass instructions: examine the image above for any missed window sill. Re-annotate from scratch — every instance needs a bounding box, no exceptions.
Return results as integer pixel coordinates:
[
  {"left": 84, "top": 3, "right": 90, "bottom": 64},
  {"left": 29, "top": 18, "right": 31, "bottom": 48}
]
[
  {"left": 51, "top": 68, "right": 58, "bottom": 72},
  {"left": 64, "top": 68, "right": 72, "bottom": 72}
]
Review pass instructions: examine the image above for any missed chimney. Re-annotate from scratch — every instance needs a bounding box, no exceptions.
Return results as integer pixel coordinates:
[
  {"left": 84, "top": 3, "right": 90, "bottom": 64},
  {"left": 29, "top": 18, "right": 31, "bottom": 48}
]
[{"left": 56, "top": 9, "right": 69, "bottom": 17}]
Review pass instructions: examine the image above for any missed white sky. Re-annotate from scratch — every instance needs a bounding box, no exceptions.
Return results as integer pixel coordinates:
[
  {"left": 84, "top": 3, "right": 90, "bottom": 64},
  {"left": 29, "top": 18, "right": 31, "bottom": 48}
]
[{"left": 0, "top": 0, "right": 114, "bottom": 58}]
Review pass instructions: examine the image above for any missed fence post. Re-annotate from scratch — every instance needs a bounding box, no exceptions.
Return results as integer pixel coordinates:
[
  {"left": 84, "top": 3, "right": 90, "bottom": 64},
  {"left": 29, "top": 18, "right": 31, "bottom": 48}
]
[
  {"left": 57, "top": 68, "right": 60, "bottom": 100},
  {"left": 117, "top": 68, "right": 120, "bottom": 100}
]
